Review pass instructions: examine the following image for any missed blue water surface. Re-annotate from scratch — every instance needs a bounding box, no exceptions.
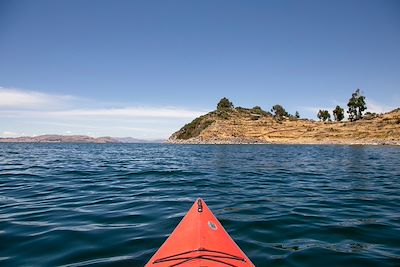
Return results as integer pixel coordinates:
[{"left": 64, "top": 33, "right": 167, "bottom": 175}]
[{"left": 0, "top": 143, "right": 399, "bottom": 266}]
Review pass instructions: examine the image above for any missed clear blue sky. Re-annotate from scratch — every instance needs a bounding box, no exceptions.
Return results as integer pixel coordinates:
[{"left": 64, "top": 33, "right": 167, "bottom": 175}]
[{"left": 1, "top": 0, "right": 399, "bottom": 138}]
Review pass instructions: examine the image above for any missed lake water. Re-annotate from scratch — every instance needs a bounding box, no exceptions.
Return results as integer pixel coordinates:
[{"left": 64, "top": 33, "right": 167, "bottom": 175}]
[{"left": 0, "top": 143, "right": 399, "bottom": 266}]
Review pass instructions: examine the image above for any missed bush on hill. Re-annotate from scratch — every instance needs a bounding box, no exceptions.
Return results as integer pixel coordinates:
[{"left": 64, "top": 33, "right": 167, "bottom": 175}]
[
  {"left": 333, "top": 105, "right": 344, "bottom": 121},
  {"left": 176, "top": 115, "right": 215, "bottom": 140},
  {"left": 250, "top": 106, "right": 271, "bottom": 117},
  {"left": 271, "top": 104, "right": 289, "bottom": 119},
  {"left": 217, "top": 97, "right": 234, "bottom": 110},
  {"left": 317, "top": 110, "right": 331, "bottom": 122}
]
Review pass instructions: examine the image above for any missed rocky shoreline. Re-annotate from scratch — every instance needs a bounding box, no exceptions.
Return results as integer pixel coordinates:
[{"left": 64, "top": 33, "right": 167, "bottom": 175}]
[{"left": 167, "top": 137, "right": 400, "bottom": 146}]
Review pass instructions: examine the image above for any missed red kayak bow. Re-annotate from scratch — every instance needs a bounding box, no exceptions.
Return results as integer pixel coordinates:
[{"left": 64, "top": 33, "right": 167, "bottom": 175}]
[{"left": 146, "top": 198, "right": 254, "bottom": 267}]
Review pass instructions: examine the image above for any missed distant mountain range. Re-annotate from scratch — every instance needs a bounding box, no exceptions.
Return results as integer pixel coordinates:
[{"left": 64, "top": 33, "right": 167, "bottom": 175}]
[{"left": 0, "top": 135, "right": 165, "bottom": 143}]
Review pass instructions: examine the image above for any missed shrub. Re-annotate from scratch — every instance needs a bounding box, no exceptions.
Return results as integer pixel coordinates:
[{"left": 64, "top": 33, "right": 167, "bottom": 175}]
[
  {"left": 271, "top": 104, "right": 289, "bottom": 118},
  {"left": 251, "top": 106, "right": 270, "bottom": 116},
  {"left": 217, "top": 97, "right": 234, "bottom": 110},
  {"left": 317, "top": 110, "right": 331, "bottom": 121},
  {"left": 333, "top": 105, "right": 344, "bottom": 121},
  {"left": 176, "top": 116, "right": 215, "bottom": 139}
]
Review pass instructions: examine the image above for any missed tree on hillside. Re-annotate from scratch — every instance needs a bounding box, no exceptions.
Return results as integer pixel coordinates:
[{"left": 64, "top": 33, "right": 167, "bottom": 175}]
[
  {"left": 295, "top": 111, "right": 300, "bottom": 118},
  {"left": 317, "top": 110, "right": 331, "bottom": 122},
  {"left": 333, "top": 105, "right": 344, "bottom": 121},
  {"left": 347, "top": 89, "right": 367, "bottom": 121},
  {"left": 271, "top": 104, "right": 289, "bottom": 118},
  {"left": 217, "top": 97, "right": 234, "bottom": 110}
]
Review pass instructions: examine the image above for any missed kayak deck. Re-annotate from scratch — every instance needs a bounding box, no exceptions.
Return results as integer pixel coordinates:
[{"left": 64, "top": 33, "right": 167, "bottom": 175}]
[{"left": 145, "top": 198, "right": 254, "bottom": 267}]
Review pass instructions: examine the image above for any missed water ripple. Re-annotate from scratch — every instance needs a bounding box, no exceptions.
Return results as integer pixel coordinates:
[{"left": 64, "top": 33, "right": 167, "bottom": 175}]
[{"left": 0, "top": 143, "right": 399, "bottom": 266}]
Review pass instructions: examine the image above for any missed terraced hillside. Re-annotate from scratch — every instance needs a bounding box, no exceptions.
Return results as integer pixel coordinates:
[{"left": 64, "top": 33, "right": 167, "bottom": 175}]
[{"left": 168, "top": 107, "right": 400, "bottom": 145}]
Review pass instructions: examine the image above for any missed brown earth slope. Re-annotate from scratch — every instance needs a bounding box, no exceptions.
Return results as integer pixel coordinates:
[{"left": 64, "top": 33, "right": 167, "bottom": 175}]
[{"left": 168, "top": 108, "right": 400, "bottom": 145}]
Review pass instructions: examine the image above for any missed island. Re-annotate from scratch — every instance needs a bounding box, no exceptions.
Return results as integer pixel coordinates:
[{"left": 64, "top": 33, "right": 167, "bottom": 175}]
[{"left": 168, "top": 97, "right": 400, "bottom": 145}]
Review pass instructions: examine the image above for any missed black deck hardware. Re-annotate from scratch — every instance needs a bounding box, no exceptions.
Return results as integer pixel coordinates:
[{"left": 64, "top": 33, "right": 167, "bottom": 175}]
[
  {"left": 153, "top": 247, "right": 246, "bottom": 267},
  {"left": 197, "top": 199, "right": 203, "bottom": 213}
]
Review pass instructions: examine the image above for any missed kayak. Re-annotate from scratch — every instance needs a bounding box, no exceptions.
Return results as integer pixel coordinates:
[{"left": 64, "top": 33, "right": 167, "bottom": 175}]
[{"left": 145, "top": 198, "right": 254, "bottom": 266}]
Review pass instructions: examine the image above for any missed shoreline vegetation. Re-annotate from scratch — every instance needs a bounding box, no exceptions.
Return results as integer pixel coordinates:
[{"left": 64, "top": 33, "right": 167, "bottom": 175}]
[{"left": 168, "top": 91, "right": 400, "bottom": 145}]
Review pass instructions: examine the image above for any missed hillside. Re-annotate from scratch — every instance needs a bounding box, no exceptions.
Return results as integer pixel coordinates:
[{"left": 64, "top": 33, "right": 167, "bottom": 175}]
[
  {"left": 0, "top": 135, "right": 117, "bottom": 143},
  {"left": 0, "top": 135, "right": 165, "bottom": 143},
  {"left": 168, "top": 107, "right": 400, "bottom": 145}
]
